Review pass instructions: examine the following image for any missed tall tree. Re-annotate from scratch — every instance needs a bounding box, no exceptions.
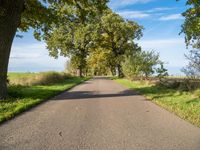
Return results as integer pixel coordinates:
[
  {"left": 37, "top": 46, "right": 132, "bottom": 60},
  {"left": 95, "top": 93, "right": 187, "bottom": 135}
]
[
  {"left": 180, "top": 0, "right": 200, "bottom": 78},
  {"left": 45, "top": 2, "right": 105, "bottom": 77},
  {"left": 0, "top": 0, "right": 49, "bottom": 99},
  {"left": 99, "top": 10, "right": 143, "bottom": 77},
  {"left": 0, "top": 0, "right": 108, "bottom": 99}
]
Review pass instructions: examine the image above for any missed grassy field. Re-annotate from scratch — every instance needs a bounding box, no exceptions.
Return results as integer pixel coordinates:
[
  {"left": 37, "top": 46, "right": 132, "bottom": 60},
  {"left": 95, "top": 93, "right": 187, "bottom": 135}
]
[
  {"left": 115, "top": 79, "right": 200, "bottom": 128},
  {"left": 0, "top": 72, "right": 90, "bottom": 123},
  {"left": 8, "top": 72, "right": 36, "bottom": 80},
  {"left": 8, "top": 72, "right": 72, "bottom": 86}
]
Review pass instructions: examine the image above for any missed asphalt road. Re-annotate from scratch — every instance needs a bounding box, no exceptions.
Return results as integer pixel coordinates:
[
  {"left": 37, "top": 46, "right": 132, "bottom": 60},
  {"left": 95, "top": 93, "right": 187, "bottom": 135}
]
[{"left": 0, "top": 77, "right": 200, "bottom": 150}]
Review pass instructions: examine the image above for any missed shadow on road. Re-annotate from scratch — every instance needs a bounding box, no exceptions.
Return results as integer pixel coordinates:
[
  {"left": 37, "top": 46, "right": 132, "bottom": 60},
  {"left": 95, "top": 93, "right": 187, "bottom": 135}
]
[{"left": 52, "top": 89, "right": 138, "bottom": 100}]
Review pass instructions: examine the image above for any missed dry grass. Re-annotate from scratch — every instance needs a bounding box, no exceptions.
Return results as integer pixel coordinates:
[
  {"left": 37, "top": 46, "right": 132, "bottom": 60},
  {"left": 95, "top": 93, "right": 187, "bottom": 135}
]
[{"left": 8, "top": 72, "right": 72, "bottom": 86}]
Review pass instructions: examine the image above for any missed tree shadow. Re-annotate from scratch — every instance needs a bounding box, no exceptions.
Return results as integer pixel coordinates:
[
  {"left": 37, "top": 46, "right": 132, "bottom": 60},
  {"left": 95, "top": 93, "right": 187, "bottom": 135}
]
[
  {"left": 126, "top": 84, "right": 188, "bottom": 101},
  {"left": 52, "top": 89, "right": 138, "bottom": 100}
]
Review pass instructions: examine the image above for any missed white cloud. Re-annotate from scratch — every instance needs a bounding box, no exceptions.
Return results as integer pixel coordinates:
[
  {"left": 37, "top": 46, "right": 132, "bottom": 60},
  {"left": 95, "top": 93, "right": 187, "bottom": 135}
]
[
  {"left": 146, "top": 7, "right": 176, "bottom": 13},
  {"left": 118, "top": 11, "right": 150, "bottom": 19},
  {"left": 138, "top": 38, "right": 184, "bottom": 49},
  {"left": 116, "top": 7, "right": 178, "bottom": 20},
  {"left": 159, "top": 14, "right": 184, "bottom": 21},
  {"left": 118, "top": 0, "right": 153, "bottom": 5},
  {"left": 10, "top": 43, "right": 47, "bottom": 59},
  {"left": 9, "top": 42, "right": 66, "bottom": 72},
  {"left": 137, "top": 38, "right": 188, "bottom": 69},
  {"left": 10, "top": 53, "right": 42, "bottom": 59}
]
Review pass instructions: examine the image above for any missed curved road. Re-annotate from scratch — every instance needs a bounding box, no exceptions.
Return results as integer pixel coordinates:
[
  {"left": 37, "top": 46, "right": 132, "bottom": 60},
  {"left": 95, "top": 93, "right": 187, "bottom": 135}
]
[{"left": 0, "top": 77, "right": 200, "bottom": 150}]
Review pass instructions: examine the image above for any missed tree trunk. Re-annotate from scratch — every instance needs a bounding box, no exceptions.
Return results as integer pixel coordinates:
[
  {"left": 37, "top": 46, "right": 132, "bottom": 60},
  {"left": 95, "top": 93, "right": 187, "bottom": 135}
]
[
  {"left": 79, "top": 67, "right": 83, "bottom": 77},
  {"left": 110, "top": 66, "right": 115, "bottom": 76},
  {"left": 116, "top": 64, "right": 123, "bottom": 78},
  {"left": 0, "top": 0, "right": 24, "bottom": 99}
]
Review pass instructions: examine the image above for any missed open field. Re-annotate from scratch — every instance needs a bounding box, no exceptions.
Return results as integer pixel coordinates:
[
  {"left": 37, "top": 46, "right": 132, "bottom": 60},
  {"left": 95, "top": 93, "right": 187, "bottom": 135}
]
[
  {"left": 115, "top": 79, "right": 200, "bottom": 128},
  {"left": 0, "top": 72, "right": 90, "bottom": 123},
  {"left": 8, "top": 72, "right": 72, "bottom": 86}
]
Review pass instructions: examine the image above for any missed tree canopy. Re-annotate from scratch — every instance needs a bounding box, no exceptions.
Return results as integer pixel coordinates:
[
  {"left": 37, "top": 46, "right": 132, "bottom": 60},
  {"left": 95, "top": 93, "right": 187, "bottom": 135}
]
[
  {"left": 98, "top": 10, "right": 143, "bottom": 77},
  {"left": 181, "top": 0, "right": 200, "bottom": 49}
]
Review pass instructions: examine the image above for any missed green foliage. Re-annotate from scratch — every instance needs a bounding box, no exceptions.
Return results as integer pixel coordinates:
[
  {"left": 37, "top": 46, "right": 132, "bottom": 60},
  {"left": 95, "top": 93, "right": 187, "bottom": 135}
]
[
  {"left": 99, "top": 10, "right": 143, "bottom": 77},
  {"left": 19, "top": 0, "right": 108, "bottom": 40},
  {"left": 45, "top": 2, "right": 107, "bottom": 76},
  {"left": 122, "top": 51, "right": 143, "bottom": 79},
  {"left": 140, "top": 51, "right": 160, "bottom": 77},
  {"left": 181, "top": 0, "right": 200, "bottom": 49},
  {"left": 116, "top": 78, "right": 200, "bottom": 128},
  {"left": 122, "top": 50, "right": 161, "bottom": 79},
  {"left": 88, "top": 47, "right": 112, "bottom": 75},
  {"left": 156, "top": 63, "right": 169, "bottom": 81}
]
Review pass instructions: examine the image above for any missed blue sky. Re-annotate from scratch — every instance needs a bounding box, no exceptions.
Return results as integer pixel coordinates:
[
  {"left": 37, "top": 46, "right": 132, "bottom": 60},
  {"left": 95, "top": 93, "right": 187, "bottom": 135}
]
[{"left": 9, "top": 0, "right": 188, "bottom": 75}]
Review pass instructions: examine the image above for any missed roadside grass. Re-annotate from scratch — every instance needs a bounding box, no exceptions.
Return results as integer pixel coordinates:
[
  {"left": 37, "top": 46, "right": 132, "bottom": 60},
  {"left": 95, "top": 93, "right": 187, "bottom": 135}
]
[
  {"left": 115, "top": 79, "right": 200, "bottom": 128},
  {"left": 0, "top": 76, "right": 90, "bottom": 123}
]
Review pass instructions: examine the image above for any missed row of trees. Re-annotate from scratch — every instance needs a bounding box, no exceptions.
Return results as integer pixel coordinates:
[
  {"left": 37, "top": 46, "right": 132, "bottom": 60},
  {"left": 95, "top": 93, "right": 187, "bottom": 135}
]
[
  {"left": 0, "top": 0, "right": 142, "bottom": 99},
  {"left": 49, "top": 8, "right": 143, "bottom": 77},
  {"left": 64, "top": 0, "right": 200, "bottom": 79},
  {"left": 0, "top": 0, "right": 199, "bottom": 99}
]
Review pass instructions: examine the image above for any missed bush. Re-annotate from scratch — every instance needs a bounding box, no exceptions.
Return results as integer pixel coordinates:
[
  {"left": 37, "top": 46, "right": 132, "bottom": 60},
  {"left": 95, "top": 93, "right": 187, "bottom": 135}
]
[
  {"left": 122, "top": 50, "right": 161, "bottom": 80},
  {"left": 157, "top": 78, "right": 200, "bottom": 91},
  {"left": 9, "top": 72, "right": 72, "bottom": 86},
  {"left": 32, "top": 72, "right": 71, "bottom": 85}
]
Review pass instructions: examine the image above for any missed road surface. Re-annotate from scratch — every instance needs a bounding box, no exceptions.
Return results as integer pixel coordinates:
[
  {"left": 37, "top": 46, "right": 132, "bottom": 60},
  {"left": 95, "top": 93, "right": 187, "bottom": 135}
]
[{"left": 0, "top": 77, "right": 200, "bottom": 150}]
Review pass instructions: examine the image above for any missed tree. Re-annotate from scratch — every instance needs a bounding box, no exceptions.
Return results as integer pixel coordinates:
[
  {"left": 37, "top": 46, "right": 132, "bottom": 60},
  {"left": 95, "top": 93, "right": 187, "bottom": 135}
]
[
  {"left": 45, "top": 4, "right": 99, "bottom": 76},
  {"left": 140, "top": 51, "right": 160, "bottom": 78},
  {"left": 88, "top": 47, "right": 112, "bottom": 75},
  {"left": 156, "top": 63, "right": 168, "bottom": 82},
  {"left": 122, "top": 50, "right": 161, "bottom": 79},
  {"left": 0, "top": 0, "right": 50, "bottom": 99},
  {"left": 182, "top": 49, "right": 200, "bottom": 78},
  {"left": 70, "top": 55, "right": 87, "bottom": 76},
  {"left": 181, "top": 0, "right": 200, "bottom": 49},
  {"left": 99, "top": 10, "right": 143, "bottom": 77},
  {"left": 122, "top": 51, "right": 143, "bottom": 79},
  {"left": 0, "top": 0, "right": 108, "bottom": 99},
  {"left": 179, "top": 1, "right": 200, "bottom": 78}
]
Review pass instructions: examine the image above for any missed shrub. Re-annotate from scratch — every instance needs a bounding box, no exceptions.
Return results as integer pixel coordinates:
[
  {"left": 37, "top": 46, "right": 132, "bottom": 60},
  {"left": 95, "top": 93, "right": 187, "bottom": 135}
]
[
  {"left": 122, "top": 50, "right": 161, "bottom": 80},
  {"left": 9, "top": 72, "right": 71, "bottom": 86},
  {"left": 157, "top": 78, "right": 200, "bottom": 91}
]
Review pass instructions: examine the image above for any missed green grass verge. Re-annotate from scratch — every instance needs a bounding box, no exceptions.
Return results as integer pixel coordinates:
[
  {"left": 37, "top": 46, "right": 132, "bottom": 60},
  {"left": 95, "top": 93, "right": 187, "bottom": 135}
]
[
  {"left": 0, "top": 77, "right": 90, "bottom": 123},
  {"left": 115, "top": 79, "right": 200, "bottom": 128}
]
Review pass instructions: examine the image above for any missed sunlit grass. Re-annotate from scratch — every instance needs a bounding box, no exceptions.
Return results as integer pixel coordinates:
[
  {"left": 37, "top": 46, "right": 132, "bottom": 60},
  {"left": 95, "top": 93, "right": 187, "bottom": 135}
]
[{"left": 0, "top": 74, "right": 90, "bottom": 123}]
